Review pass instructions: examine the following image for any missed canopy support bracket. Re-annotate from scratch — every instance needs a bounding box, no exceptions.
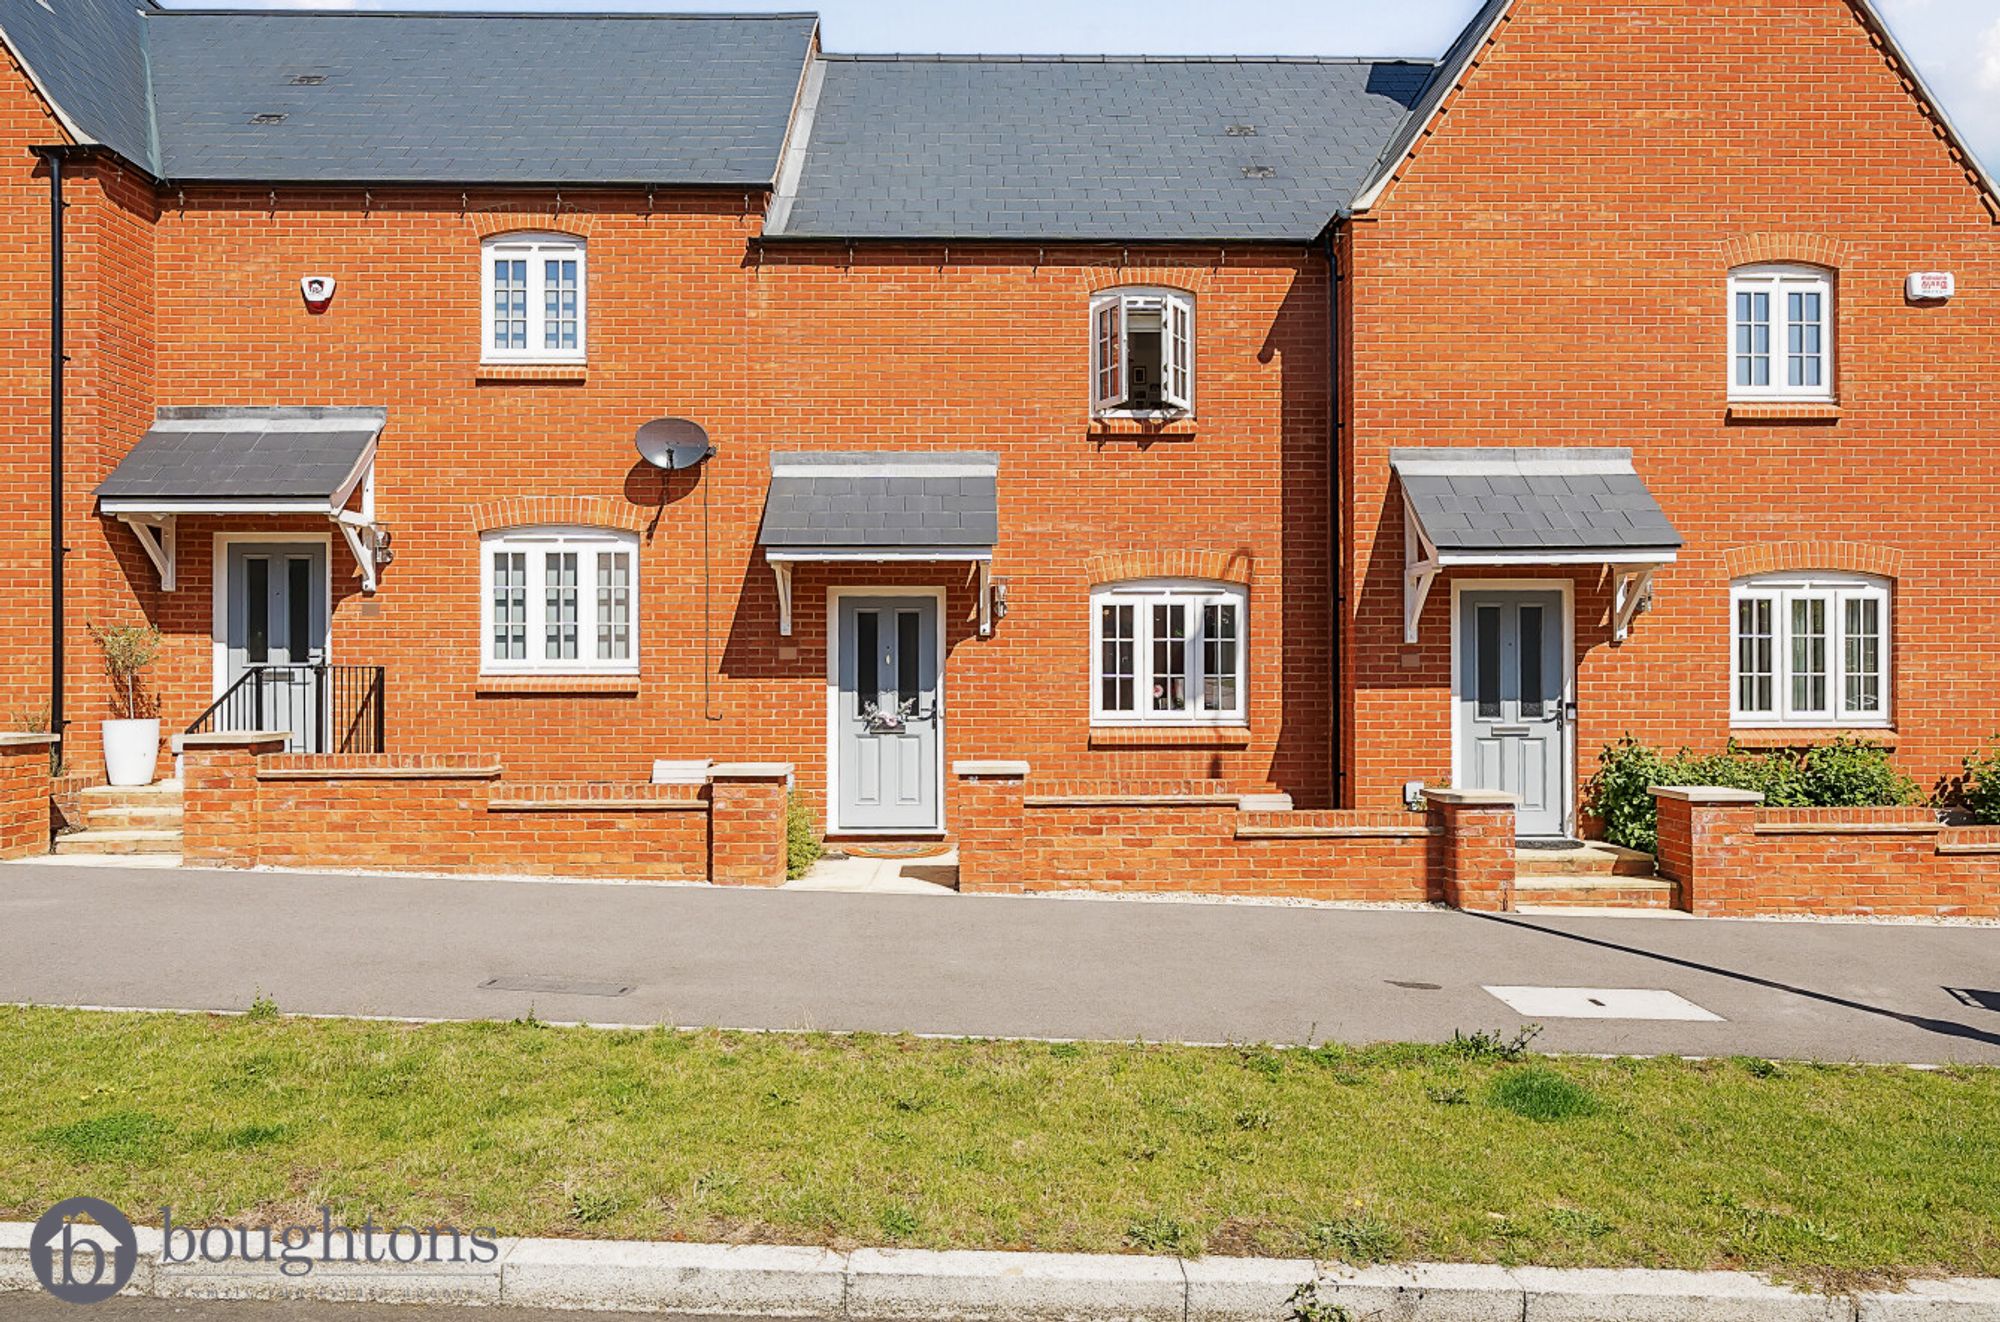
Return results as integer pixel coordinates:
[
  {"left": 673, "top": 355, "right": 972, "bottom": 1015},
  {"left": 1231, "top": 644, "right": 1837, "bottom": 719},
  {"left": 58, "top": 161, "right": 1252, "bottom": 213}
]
[
  {"left": 772, "top": 560, "right": 795, "bottom": 637},
  {"left": 1403, "top": 495, "right": 1439, "bottom": 645},
  {"left": 119, "top": 514, "right": 177, "bottom": 592},
  {"left": 1612, "top": 565, "right": 1657, "bottom": 643},
  {"left": 978, "top": 560, "right": 992, "bottom": 639}
]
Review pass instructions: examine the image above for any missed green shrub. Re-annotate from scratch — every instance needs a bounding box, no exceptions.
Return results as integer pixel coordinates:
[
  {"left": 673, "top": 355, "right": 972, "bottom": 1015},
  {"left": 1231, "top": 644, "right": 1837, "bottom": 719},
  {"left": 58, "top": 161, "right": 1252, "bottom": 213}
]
[
  {"left": 784, "top": 791, "right": 823, "bottom": 880},
  {"left": 1958, "top": 739, "right": 2000, "bottom": 825},
  {"left": 1587, "top": 735, "right": 1917, "bottom": 852}
]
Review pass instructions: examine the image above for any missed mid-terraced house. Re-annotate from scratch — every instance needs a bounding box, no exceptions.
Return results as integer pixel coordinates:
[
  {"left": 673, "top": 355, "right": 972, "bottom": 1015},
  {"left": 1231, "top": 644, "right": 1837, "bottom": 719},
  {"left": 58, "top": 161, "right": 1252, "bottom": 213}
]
[{"left": 0, "top": 0, "right": 1994, "bottom": 901}]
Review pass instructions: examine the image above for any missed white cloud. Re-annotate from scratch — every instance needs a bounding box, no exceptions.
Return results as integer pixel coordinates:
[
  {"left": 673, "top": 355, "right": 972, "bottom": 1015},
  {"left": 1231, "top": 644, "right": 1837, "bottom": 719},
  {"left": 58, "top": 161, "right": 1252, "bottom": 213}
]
[{"left": 1980, "top": 16, "right": 2000, "bottom": 93}]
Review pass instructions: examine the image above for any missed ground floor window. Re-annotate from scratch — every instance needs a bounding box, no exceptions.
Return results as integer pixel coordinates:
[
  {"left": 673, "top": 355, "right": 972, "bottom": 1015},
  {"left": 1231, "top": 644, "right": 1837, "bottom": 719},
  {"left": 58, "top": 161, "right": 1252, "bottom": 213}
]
[
  {"left": 1731, "top": 572, "right": 1889, "bottom": 726},
  {"left": 1091, "top": 580, "right": 1246, "bottom": 724},
  {"left": 481, "top": 526, "right": 638, "bottom": 674}
]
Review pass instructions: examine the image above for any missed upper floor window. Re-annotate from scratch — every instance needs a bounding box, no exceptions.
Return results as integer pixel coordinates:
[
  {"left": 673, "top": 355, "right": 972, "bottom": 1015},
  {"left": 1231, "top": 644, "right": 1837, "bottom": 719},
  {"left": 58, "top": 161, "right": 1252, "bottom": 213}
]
[
  {"left": 1091, "top": 288, "right": 1194, "bottom": 416},
  {"left": 482, "top": 526, "right": 636, "bottom": 675},
  {"left": 1731, "top": 572, "right": 1888, "bottom": 727},
  {"left": 483, "top": 234, "right": 586, "bottom": 364},
  {"left": 1091, "top": 579, "right": 1244, "bottom": 725},
  {"left": 1729, "top": 264, "right": 1832, "bottom": 401}
]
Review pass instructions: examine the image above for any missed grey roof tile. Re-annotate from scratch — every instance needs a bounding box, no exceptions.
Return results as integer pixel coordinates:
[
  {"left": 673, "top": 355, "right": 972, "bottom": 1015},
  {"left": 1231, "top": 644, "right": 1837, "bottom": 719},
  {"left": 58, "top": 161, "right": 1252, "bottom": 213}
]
[
  {"left": 759, "top": 452, "right": 999, "bottom": 552},
  {"left": 769, "top": 55, "right": 1432, "bottom": 242},
  {"left": 96, "top": 407, "right": 386, "bottom": 504},
  {"left": 1391, "top": 447, "right": 1683, "bottom": 557},
  {"left": 0, "top": 0, "right": 158, "bottom": 169}
]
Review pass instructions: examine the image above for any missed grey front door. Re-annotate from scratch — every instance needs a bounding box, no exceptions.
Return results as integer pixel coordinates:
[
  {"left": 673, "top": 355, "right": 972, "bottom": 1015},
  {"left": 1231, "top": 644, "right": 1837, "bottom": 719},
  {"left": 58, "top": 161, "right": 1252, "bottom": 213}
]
[
  {"left": 225, "top": 542, "right": 329, "bottom": 752},
  {"left": 835, "top": 595, "right": 941, "bottom": 831},
  {"left": 1458, "top": 589, "right": 1568, "bottom": 838}
]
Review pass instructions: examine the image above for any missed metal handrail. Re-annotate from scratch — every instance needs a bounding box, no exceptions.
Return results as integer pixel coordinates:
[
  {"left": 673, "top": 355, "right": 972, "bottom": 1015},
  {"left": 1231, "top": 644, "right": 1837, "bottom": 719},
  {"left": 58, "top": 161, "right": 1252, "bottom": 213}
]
[{"left": 186, "top": 663, "right": 386, "bottom": 754}]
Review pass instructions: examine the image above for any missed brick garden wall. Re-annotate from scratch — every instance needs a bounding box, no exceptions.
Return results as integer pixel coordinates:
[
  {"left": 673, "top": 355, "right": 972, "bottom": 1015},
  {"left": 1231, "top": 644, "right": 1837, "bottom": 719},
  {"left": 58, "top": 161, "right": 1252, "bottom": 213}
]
[
  {"left": 1654, "top": 788, "right": 2000, "bottom": 918},
  {"left": 181, "top": 740, "right": 787, "bottom": 885},
  {"left": 1343, "top": 0, "right": 2000, "bottom": 814},
  {"left": 0, "top": 735, "right": 57, "bottom": 859}
]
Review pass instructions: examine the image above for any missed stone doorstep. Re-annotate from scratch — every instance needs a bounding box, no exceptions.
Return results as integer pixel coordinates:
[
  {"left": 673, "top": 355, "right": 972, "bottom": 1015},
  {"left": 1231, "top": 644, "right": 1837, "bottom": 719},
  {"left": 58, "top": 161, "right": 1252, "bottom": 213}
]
[{"left": 2, "top": 1223, "right": 1995, "bottom": 1319}]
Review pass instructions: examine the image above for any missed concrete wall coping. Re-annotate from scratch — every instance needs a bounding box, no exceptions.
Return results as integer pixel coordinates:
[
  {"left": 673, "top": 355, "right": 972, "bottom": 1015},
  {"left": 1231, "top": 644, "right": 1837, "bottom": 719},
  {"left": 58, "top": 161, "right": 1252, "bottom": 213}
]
[
  {"left": 0, "top": 733, "right": 59, "bottom": 748},
  {"left": 1424, "top": 788, "right": 1518, "bottom": 807},
  {"left": 707, "top": 762, "right": 795, "bottom": 781},
  {"left": 953, "top": 760, "right": 1031, "bottom": 778},
  {"left": 1652, "top": 785, "right": 1768, "bottom": 805},
  {"left": 178, "top": 731, "right": 291, "bottom": 749}
]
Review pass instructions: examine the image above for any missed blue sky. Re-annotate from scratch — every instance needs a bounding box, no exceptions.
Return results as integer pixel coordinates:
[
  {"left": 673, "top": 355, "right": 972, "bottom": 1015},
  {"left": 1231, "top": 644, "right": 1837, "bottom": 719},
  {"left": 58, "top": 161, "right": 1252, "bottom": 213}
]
[{"left": 165, "top": 0, "right": 2000, "bottom": 171}]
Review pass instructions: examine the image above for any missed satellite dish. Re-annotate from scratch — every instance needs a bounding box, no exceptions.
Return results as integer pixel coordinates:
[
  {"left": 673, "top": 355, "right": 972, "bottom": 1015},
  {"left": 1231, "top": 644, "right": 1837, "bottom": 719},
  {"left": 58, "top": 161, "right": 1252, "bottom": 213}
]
[{"left": 635, "top": 418, "right": 716, "bottom": 471}]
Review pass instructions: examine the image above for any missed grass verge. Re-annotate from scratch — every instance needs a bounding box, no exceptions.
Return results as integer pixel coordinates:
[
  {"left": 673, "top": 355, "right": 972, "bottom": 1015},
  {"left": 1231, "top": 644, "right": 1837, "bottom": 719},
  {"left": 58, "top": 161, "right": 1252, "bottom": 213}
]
[{"left": 1, "top": 1007, "right": 1995, "bottom": 1281}]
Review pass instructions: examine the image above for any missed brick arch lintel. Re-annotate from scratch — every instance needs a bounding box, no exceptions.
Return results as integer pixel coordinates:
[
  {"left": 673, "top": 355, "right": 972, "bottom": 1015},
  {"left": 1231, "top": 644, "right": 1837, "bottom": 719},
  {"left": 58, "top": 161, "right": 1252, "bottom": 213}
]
[
  {"left": 1085, "top": 271, "right": 1211, "bottom": 296},
  {"left": 1085, "top": 549, "right": 1255, "bottom": 587},
  {"left": 1720, "top": 232, "right": 1852, "bottom": 271},
  {"left": 471, "top": 496, "right": 649, "bottom": 535},
  {"left": 469, "top": 209, "right": 597, "bottom": 241},
  {"left": 1724, "top": 541, "right": 1903, "bottom": 581}
]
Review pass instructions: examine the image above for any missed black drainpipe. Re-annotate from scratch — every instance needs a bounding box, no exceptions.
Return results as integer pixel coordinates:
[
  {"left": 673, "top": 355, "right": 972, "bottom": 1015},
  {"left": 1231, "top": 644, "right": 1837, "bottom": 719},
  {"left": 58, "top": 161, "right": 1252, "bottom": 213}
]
[
  {"left": 1323, "top": 213, "right": 1350, "bottom": 808},
  {"left": 35, "top": 147, "right": 69, "bottom": 746}
]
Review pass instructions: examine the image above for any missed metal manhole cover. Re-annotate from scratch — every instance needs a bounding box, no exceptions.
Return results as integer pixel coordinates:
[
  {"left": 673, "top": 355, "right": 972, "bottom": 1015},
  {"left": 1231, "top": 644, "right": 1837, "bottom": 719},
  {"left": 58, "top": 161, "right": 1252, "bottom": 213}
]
[{"left": 480, "top": 975, "right": 634, "bottom": 998}]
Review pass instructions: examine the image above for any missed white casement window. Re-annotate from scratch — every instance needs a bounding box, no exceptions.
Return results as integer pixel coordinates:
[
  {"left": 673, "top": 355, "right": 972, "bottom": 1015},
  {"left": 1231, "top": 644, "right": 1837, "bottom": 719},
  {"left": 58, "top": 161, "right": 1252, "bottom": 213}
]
[
  {"left": 1090, "top": 287, "right": 1194, "bottom": 416},
  {"left": 1729, "top": 264, "right": 1833, "bottom": 401},
  {"left": 1731, "top": 572, "right": 1889, "bottom": 727},
  {"left": 1091, "top": 580, "right": 1245, "bottom": 725},
  {"left": 482, "top": 234, "right": 586, "bottom": 363},
  {"left": 481, "top": 527, "right": 637, "bottom": 674}
]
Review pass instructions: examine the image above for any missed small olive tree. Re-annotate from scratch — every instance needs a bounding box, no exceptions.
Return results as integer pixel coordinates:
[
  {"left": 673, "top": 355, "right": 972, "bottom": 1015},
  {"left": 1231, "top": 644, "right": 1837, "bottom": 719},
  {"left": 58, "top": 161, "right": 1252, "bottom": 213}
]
[{"left": 88, "top": 622, "right": 164, "bottom": 721}]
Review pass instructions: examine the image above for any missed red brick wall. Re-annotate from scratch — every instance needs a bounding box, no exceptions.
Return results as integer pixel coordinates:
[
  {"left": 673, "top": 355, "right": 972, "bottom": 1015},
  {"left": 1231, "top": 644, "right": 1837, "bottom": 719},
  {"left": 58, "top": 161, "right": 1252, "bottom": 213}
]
[
  {"left": 953, "top": 771, "right": 1516, "bottom": 903},
  {"left": 0, "top": 736, "right": 56, "bottom": 858},
  {"left": 1655, "top": 790, "right": 2000, "bottom": 917},
  {"left": 183, "top": 746, "right": 719, "bottom": 883},
  {"left": 1344, "top": 0, "right": 2000, "bottom": 815}
]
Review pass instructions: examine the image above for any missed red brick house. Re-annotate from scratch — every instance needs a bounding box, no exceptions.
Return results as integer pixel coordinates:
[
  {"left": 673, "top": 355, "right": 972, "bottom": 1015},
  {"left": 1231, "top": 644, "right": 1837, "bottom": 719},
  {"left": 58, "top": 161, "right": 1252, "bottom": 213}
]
[{"left": 0, "top": 0, "right": 1993, "bottom": 875}]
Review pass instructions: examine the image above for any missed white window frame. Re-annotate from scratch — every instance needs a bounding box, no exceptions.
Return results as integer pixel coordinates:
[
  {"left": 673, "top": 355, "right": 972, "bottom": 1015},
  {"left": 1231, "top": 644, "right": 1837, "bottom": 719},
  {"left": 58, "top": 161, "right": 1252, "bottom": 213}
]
[
  {"left": 1728, "top": 264, "right": 1833, "bottom": 402},
  {"left": 1090, "top": 287, "right": 1195, "bottom": 418},
  {"left": 1090, "top": 579, "right": 1246, "bottom": 726},
  {"left": 481, "top": 233, "right": 587, "bottom": 364},
  {"left": 480, "top": 526, "right": 638, "bottom": 676},
  {"left": 1730, "top": 572, "right": 1890, "bottom": 728}
]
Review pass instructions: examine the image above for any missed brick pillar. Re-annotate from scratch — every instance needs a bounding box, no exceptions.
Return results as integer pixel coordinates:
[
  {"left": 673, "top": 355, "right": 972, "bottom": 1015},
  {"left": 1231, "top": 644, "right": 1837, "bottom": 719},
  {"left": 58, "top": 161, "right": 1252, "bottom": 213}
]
[
  {"left": 181, "top": 733, "right": 289, "bottom": 869},
  {"left": 1426, "top": 789, "right": 1518, "bottom": 912},
  {"left": 0, "top": 734, "right": 59, "bottom": 860},
  {"left": 707, "top": 763, "right": 793, "bottom": 887},
  {"left": 952, "top": 761, "right": 1030, "bottom": 894},
  {"left": 1651, "top": 786, "right": 1764, "bottom": 916}
]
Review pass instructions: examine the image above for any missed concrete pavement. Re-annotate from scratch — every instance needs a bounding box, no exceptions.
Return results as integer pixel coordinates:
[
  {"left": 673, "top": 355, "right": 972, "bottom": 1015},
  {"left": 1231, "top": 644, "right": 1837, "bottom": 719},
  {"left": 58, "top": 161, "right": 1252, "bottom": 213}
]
[{"left": 3, "top": 859, "right": 1999, "bottom": 1063}]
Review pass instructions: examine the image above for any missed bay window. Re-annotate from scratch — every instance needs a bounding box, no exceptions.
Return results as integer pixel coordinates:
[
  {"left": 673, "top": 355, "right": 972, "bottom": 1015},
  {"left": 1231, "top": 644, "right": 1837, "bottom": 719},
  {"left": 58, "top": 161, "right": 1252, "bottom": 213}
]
[
  {"left": 1731, "top": 572, "right": 1889, "bottom": 726},
  {"left": 1091, "top": 580, "right": 1245, "bottom": 724},
  {"left": 482, "top": 527, "right": 637, "bottom": 675}
]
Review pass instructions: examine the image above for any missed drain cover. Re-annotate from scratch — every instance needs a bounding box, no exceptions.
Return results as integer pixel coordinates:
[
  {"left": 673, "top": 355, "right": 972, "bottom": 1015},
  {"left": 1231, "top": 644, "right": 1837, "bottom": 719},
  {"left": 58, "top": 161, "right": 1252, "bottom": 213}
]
[
  {"left": 1482, "top": 986, "right": 1722, "bottom": 1021},
  {"left": 1387, "top": 980, "right": 1443, "bottom": 991},
  {"left": 480, "top": 975, "right": 633, "bottom": 998}
]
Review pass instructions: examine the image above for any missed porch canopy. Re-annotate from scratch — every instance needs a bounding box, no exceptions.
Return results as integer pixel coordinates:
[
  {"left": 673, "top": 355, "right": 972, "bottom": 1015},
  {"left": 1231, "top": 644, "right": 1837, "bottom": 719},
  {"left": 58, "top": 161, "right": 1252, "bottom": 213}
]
[
  {"left": 758, "top": 451, "right": 999, "bottom": 637},
  {"left": 95, "top": 406, "right": 391, "bottom": 592},
  {"left": 1392, "top": 447, "right": 1682, "bottom": 644}
]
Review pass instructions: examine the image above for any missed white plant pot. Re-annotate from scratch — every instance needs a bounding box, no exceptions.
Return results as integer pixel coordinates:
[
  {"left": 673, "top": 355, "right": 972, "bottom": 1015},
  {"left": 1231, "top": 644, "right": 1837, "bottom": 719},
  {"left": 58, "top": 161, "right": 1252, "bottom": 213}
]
[{"left": 102, "top": 718, "right": 161, "bottom": 787}]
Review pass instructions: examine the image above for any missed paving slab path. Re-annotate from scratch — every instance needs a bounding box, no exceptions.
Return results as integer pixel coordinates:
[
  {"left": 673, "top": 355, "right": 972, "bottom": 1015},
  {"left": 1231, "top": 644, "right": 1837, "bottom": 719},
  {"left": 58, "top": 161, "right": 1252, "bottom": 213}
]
[{"left": 4, "top": 859, "right": 1998, "bottom": 1064}]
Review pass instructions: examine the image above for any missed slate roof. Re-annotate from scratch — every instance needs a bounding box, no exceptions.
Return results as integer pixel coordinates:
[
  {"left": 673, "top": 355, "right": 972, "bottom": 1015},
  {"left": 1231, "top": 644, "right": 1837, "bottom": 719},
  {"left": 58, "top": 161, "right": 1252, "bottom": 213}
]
[
  {"left": 1390, "top": 448, "right": 1683, "bottom": 558},
  {"left": 759, "top": 453, "right": 1000, "bottom": 552},
  {"left": 144, "top": 12, "right": 817, "bottom": 185},
  {"left": 766, "top": 55, "right": 1433, "bottom": 242},
  {"left": 97, "top": 408, "right": 386, "bottom": 506},
  {"left": 0, "top": 0, "right": 158, "bottom": 169}
]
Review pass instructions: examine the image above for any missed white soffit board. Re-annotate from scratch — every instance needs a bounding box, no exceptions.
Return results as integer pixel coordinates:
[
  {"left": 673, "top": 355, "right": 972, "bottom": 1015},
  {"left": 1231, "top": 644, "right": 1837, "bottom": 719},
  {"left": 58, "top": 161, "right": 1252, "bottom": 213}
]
[{"left": 1483, "top": 986, "right": 1724, "bottom": 1022}]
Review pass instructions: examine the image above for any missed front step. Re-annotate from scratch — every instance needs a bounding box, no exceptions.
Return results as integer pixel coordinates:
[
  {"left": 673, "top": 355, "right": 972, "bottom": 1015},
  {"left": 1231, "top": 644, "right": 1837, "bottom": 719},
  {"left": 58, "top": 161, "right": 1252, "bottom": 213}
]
[
  {"left": 1513, "top": 875, "right": 1681, "bottom": 911},
  {"left": 1515, "top": 840, "right": 1657, "bottom": 879},
  {"left": 63, "top": 781, "right": 185, "bottom": 857},
  {"left": 52, "top": 829, "right": 184, "bottom": 857}
]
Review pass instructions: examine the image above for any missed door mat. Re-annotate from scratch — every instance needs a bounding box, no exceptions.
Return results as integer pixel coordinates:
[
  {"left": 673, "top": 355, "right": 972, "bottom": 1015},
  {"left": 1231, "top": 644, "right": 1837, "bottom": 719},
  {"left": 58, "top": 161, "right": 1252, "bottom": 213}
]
[{"left": 839, "top": 842, "right": 954, "bottom": 860}]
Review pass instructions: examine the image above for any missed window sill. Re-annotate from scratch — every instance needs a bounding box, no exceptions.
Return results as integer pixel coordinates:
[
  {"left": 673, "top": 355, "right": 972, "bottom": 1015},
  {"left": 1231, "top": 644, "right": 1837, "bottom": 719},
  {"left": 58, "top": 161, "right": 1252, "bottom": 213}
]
[
  {"left": 1729, "top": 725, "right": 1897, "bottom": 748},
  {"left": 1089, "top": 724, "right": 1252, "bottom": 748},
  {"left": 477, "top": 674, "right": 640, "bottom": 696},
  {"left": 477, "top": 363, "right": 589, "bottom": 383},
  {"left": 1089, "top": 414, "right": 1198, "bottom": 440},
  {"left": 1726, "top": 401, "right": 1839, "bottom": 423}
]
